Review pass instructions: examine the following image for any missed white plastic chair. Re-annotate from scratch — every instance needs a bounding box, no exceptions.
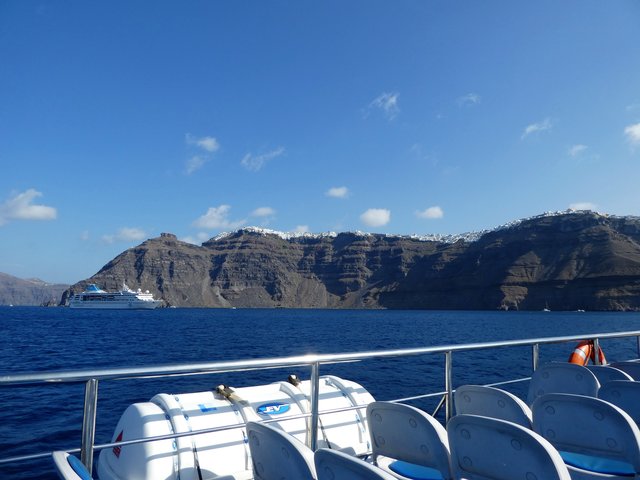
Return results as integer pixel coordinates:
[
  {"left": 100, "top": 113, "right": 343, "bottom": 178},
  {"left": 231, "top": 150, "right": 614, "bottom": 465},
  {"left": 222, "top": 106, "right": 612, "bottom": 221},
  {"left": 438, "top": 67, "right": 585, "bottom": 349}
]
[
  {"left": 532, "top": 393, "right": 640, "bottom": 479},
  {"left": 599, "top": 380, "right": 640, "bottom": 425},
  {"left": 527, "top": 363, "right": 600, "bottom": 405},
  {"left": 610, "top": 362, "right": 640, "bottom": 380},
  {"left": 315, "top": 448, "right": 397, "bottom": 480},
  {"left": 367, "top": 401, "right": 453, "bottom": 480},
  {"left": 454, "top": 385, "right": 532, "bottom": 429},
  {"left": 246, "top": 421, "right": 316, "bottom": 480},
  {"left": 52, "top": 452, "right": 94, "bottom": 480},
  {"left": 586, "top": 365, "right": 633, "bottom": 385},
  {"left": 447, "top": 414, "right": 571, "bottom": 480}
]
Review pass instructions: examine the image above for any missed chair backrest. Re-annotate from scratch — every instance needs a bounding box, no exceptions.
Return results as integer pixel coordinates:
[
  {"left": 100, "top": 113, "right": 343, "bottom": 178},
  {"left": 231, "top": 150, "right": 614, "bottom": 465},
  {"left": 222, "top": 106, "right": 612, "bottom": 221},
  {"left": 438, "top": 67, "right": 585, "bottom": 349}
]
[
  {"left": 454, "top": 385, "right": 532, "bottom": 428},
  {"left": 366, "top": 401, "right": 452, "bottom": 479},
  {"left": 527, "top": 363, "right": 600, "bottom": 405},
  {"left": 447, "top": 414, "right": 571, "bottom": 480},
  {"left": 610, "top": 362, "right": 640, "bottom": 380},
  {"left": 599, "top": 380, "right": 640, "bottom": 425},
  {"left": 532, "top": 393, "right": 640, "bottom": 476},
  {"left": 246, "top": 421, "right": 316, "bottom": 480},
  {"left": 315, "top": 448, "right": 397, "bottom": 480},
  {"left": 52, "top": 452, "right": 94, "bottom": 480},
  {"left": 586, "top": 365, "right": 633, "bottom": 385}
]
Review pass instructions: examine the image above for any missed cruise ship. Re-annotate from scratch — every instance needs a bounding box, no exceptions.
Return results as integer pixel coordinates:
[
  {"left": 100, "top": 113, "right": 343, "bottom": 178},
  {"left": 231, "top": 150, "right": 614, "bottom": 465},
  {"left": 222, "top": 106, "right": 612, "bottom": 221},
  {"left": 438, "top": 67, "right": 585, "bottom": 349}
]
[{"left": 68, "top": 283, "right": 161, "bottom": 309}]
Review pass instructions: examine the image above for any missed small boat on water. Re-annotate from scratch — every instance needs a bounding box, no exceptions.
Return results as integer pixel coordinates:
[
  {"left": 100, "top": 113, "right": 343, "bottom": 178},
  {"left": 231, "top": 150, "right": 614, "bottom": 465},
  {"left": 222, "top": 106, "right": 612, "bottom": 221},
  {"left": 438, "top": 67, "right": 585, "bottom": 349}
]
[{"left": 68, "top": 283, "right": 161, "bottom": 309}]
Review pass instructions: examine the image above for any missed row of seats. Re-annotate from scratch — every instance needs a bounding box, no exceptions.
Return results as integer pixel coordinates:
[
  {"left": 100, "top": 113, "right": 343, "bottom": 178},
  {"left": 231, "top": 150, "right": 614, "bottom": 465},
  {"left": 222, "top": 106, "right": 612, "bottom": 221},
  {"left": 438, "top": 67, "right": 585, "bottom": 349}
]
[
  {"left": 528, "top": 362, "right": 638, "bottom": 405},
  {"left": 247, "top": 400, "right": 578, "bottom": 480},
  {"left": 458, "top": 364, "right": 640, "bottom": 430},
  {"left": 453, "top": 391, "right": 640, "bottom": 479},
  {"left": 454, "top": 361, "right": 640, "bottom": 480}
]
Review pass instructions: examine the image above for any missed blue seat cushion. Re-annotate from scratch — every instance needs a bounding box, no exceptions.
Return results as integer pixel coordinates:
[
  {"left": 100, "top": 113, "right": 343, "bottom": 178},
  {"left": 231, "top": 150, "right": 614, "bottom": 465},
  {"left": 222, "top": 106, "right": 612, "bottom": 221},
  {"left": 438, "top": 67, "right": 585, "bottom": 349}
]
[
  {"left": 389, "top": 460, "right": 444, "bottom": 480},
  {"left": 560, "top": 451, "right": 635, "bottom": 477},
  {"left": 67, "top": 455, "right": 93, "bottom": 480}
]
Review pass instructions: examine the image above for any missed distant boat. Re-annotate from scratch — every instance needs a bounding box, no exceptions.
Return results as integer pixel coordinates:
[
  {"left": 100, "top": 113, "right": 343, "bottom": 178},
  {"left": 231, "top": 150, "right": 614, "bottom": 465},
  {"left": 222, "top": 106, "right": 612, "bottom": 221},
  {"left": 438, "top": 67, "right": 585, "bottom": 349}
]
[
  {"left": 542, "top": 302, "right": 551, "bottom": 312},
  {"left": 68, "top": 283, "right": 160, "bottom": 309}
]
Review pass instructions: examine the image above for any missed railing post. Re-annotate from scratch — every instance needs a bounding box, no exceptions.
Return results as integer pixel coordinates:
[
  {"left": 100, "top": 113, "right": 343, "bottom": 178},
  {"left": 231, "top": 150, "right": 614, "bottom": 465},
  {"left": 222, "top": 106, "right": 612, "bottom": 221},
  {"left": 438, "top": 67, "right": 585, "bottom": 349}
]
[
  {"left": 445, "top": 351, "right": 453, "bottom": 422},
  {"left": 593, "top": 338, "right": 602, "bottom": 365},
  {"left": 532, "top": 343, "right": 539, "bottom": 371},
  {"left": 308, "top": 362, "right": 320, "bottom": 450},
  {"left": 81, "top": 378, "right": 99, "bottom": 474}
]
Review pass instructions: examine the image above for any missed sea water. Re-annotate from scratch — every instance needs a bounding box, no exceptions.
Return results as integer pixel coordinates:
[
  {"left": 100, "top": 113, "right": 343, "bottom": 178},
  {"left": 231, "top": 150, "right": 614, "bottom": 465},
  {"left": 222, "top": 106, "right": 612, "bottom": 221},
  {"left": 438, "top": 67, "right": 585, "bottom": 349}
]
[{"left": 2, "top": 307, "right": 640, "bottom": 479}]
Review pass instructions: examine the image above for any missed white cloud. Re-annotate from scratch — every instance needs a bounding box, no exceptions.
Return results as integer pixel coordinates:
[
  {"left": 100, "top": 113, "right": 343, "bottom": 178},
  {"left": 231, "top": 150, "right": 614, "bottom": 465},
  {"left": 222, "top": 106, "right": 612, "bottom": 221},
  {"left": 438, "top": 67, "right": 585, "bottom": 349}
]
[
  {"left": 186, "top": 134, "right": 220, "bottom": 153},
  {"left": 326, "top": 186, "right": 349, "bottom": 199},
  {"left": 624, "top": 123, "right": 640, "bottom": 147},
  {"left": 293, "top": 225, "right": 310, "bottom": 234},
  {"left": 416, "top": 206, "right": 444, "bottom": 219},
  {"left": 186, "top": 155, "right": 207, "bottom": 175},
  {"left": 368, "top": 92, "right": 400, "bottom": 120},
  {"left": 360, "top": 208, "right": 391, "bottom": 228},
  {"left": 252, "top": 206, "right": 276, "bottom": 217},
  {"left": 457, "top": 93, "right": 481, "bottom": 107},
  {"left": 241, "top": 147, "right": 285, "bottom": 172},
  {"left": 0, "top": 189, "right": 57, "bottom": 226},
  {"left": 184, "top": 134, "right": 219, "bottom": 174},
  {"left": 569, "top": 202, "right": 598, "bottom": 211},
  {"left": 180, "top": 232, "right": 211, "bottom": 245},
  {"left": 521, "top": 117, "right": 554, "bottom": 139},
  {"left": 568, "top": 144, "right": 588, "bottom": 157},
  {"left": 102, "top": 227, "right": 147, "bottom": 244},
  {"left": 197, "top": 137, "right": 219, "bottom": 152},
  {"left": 193, "top": 205, "right": 246, "bottom": 230}
]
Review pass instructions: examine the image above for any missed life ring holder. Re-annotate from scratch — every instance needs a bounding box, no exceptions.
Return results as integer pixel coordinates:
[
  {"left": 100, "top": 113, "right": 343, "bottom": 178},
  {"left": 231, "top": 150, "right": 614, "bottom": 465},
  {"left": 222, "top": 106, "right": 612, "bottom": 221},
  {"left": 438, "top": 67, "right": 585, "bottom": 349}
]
[{"left": 568, "top": 340, "right": 606, "bottom": 366}]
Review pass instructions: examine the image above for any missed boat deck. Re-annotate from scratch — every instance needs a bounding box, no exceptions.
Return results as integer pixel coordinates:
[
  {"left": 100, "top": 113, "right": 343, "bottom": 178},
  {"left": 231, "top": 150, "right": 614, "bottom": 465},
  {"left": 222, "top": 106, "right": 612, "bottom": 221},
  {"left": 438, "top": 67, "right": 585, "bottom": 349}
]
[{"left": 1, "top": 330, "right": 640, "bottom": 478}]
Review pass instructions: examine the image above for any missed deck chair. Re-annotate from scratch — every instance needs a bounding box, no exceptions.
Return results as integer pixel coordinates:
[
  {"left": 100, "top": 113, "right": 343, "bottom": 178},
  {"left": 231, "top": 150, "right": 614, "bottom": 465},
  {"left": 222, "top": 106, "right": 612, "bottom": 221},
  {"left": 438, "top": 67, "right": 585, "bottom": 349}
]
[
  {"left": 454, "top": 385, "right": 532, "bottom": 429},
  {"left": 532, "top": 393, "right": 640, "bottom": 479},
  {"left": 610, "top": 362, "right": 640, "bottom": 380},
  {"left": 315, "top": 448, "right": 397, "bottom": 480},
  {"left": 586, "top": 365, "right": 633, "bottom": 385},
  {"left": 447, "top": 414, "right": 571, "bottom": 480},
  {"left": 52, "top": 452, "right": 94, "bottom": 480},
  {"left": 599, "top": 380, "right": 640, "bottom": 425},
  {"left": 246, "top": 421, "right": 316, "bottom": 480},
  {"left": 367, "top": 401, "right": 453, "bottom": 480},
  {"left": 527, "top": 362, "right": 600, "bottom": 405}
]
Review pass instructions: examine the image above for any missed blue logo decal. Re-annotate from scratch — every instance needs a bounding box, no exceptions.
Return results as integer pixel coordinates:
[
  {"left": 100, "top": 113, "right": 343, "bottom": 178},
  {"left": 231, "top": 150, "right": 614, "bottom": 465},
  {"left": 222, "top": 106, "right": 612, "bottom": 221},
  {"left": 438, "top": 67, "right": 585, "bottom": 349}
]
[
  {"left": 199, "top": 403, "right": 217, "bottom": 413},
  {"left": 256, "top": 402, "right": 290, "bottom": 416}
]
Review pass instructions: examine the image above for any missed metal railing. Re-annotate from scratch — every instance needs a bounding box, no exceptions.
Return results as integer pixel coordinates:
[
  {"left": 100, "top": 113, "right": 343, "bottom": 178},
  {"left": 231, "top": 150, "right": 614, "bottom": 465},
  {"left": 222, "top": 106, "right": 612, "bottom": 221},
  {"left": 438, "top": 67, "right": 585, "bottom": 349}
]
[{"left": 2, "top": 329, "right": 640, "bottom": 475}]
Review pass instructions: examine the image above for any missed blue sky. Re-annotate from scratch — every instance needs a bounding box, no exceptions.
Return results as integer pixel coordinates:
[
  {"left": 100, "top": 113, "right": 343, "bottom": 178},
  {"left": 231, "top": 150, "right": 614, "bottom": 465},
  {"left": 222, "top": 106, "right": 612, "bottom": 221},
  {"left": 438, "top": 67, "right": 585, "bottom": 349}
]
[{"left": 1, "top": 1, "right": 640, "bottom": 284}]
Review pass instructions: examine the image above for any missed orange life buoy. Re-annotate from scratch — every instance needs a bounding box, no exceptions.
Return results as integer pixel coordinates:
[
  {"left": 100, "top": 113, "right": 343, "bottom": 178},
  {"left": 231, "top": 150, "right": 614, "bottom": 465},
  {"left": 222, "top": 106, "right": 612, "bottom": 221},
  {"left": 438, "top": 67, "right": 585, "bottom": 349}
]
[{"left": 568, "top": 340, "right": 607, "bottom": 366}]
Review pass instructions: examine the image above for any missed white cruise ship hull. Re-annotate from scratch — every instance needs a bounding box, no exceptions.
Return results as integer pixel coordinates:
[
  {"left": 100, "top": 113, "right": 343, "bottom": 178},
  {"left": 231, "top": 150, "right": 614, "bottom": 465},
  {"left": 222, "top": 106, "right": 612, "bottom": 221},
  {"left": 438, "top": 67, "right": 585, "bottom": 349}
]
[{"left": 68, "top": 299, "right": 160, "bottom": 309}]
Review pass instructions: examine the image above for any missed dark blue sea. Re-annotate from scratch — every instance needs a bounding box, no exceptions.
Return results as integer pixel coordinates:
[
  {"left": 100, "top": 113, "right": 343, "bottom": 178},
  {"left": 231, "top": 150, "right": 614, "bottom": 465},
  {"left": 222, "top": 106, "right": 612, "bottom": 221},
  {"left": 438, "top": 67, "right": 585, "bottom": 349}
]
[{"left": 2, "top": 307, "right": 640, "bottom": 479}]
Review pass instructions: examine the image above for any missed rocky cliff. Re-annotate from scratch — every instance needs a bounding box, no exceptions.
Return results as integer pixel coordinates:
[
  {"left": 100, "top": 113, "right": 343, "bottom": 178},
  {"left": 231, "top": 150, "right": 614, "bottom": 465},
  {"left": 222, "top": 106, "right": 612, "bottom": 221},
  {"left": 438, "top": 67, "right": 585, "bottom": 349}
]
[
  {"left": 0, "top": 273, "right": 69, "bottom": 306},
  {"left": 61, "top": 211, "right": 640, "bottom": 310}
]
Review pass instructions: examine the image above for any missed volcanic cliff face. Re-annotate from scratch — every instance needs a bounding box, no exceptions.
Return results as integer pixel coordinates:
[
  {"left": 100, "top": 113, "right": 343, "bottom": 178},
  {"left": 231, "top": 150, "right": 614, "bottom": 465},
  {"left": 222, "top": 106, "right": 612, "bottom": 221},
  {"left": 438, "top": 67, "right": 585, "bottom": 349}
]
[
  {"left": 61, "top": 212, "right": 640, "bottom": 310},
  {"left": 0, "top": 273, "right": 69, "bottom": 306}
]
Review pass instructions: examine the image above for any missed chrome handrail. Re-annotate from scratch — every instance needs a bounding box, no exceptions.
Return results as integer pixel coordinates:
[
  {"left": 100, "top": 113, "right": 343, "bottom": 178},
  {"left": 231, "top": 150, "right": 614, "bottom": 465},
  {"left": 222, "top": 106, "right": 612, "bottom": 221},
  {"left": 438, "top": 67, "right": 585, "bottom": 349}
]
[
  {"left": 2, "top": 329, "right": 640, "bottom": 474},
  {"left": 3, "top": 330, "right": 640, "bottom": 386}
]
